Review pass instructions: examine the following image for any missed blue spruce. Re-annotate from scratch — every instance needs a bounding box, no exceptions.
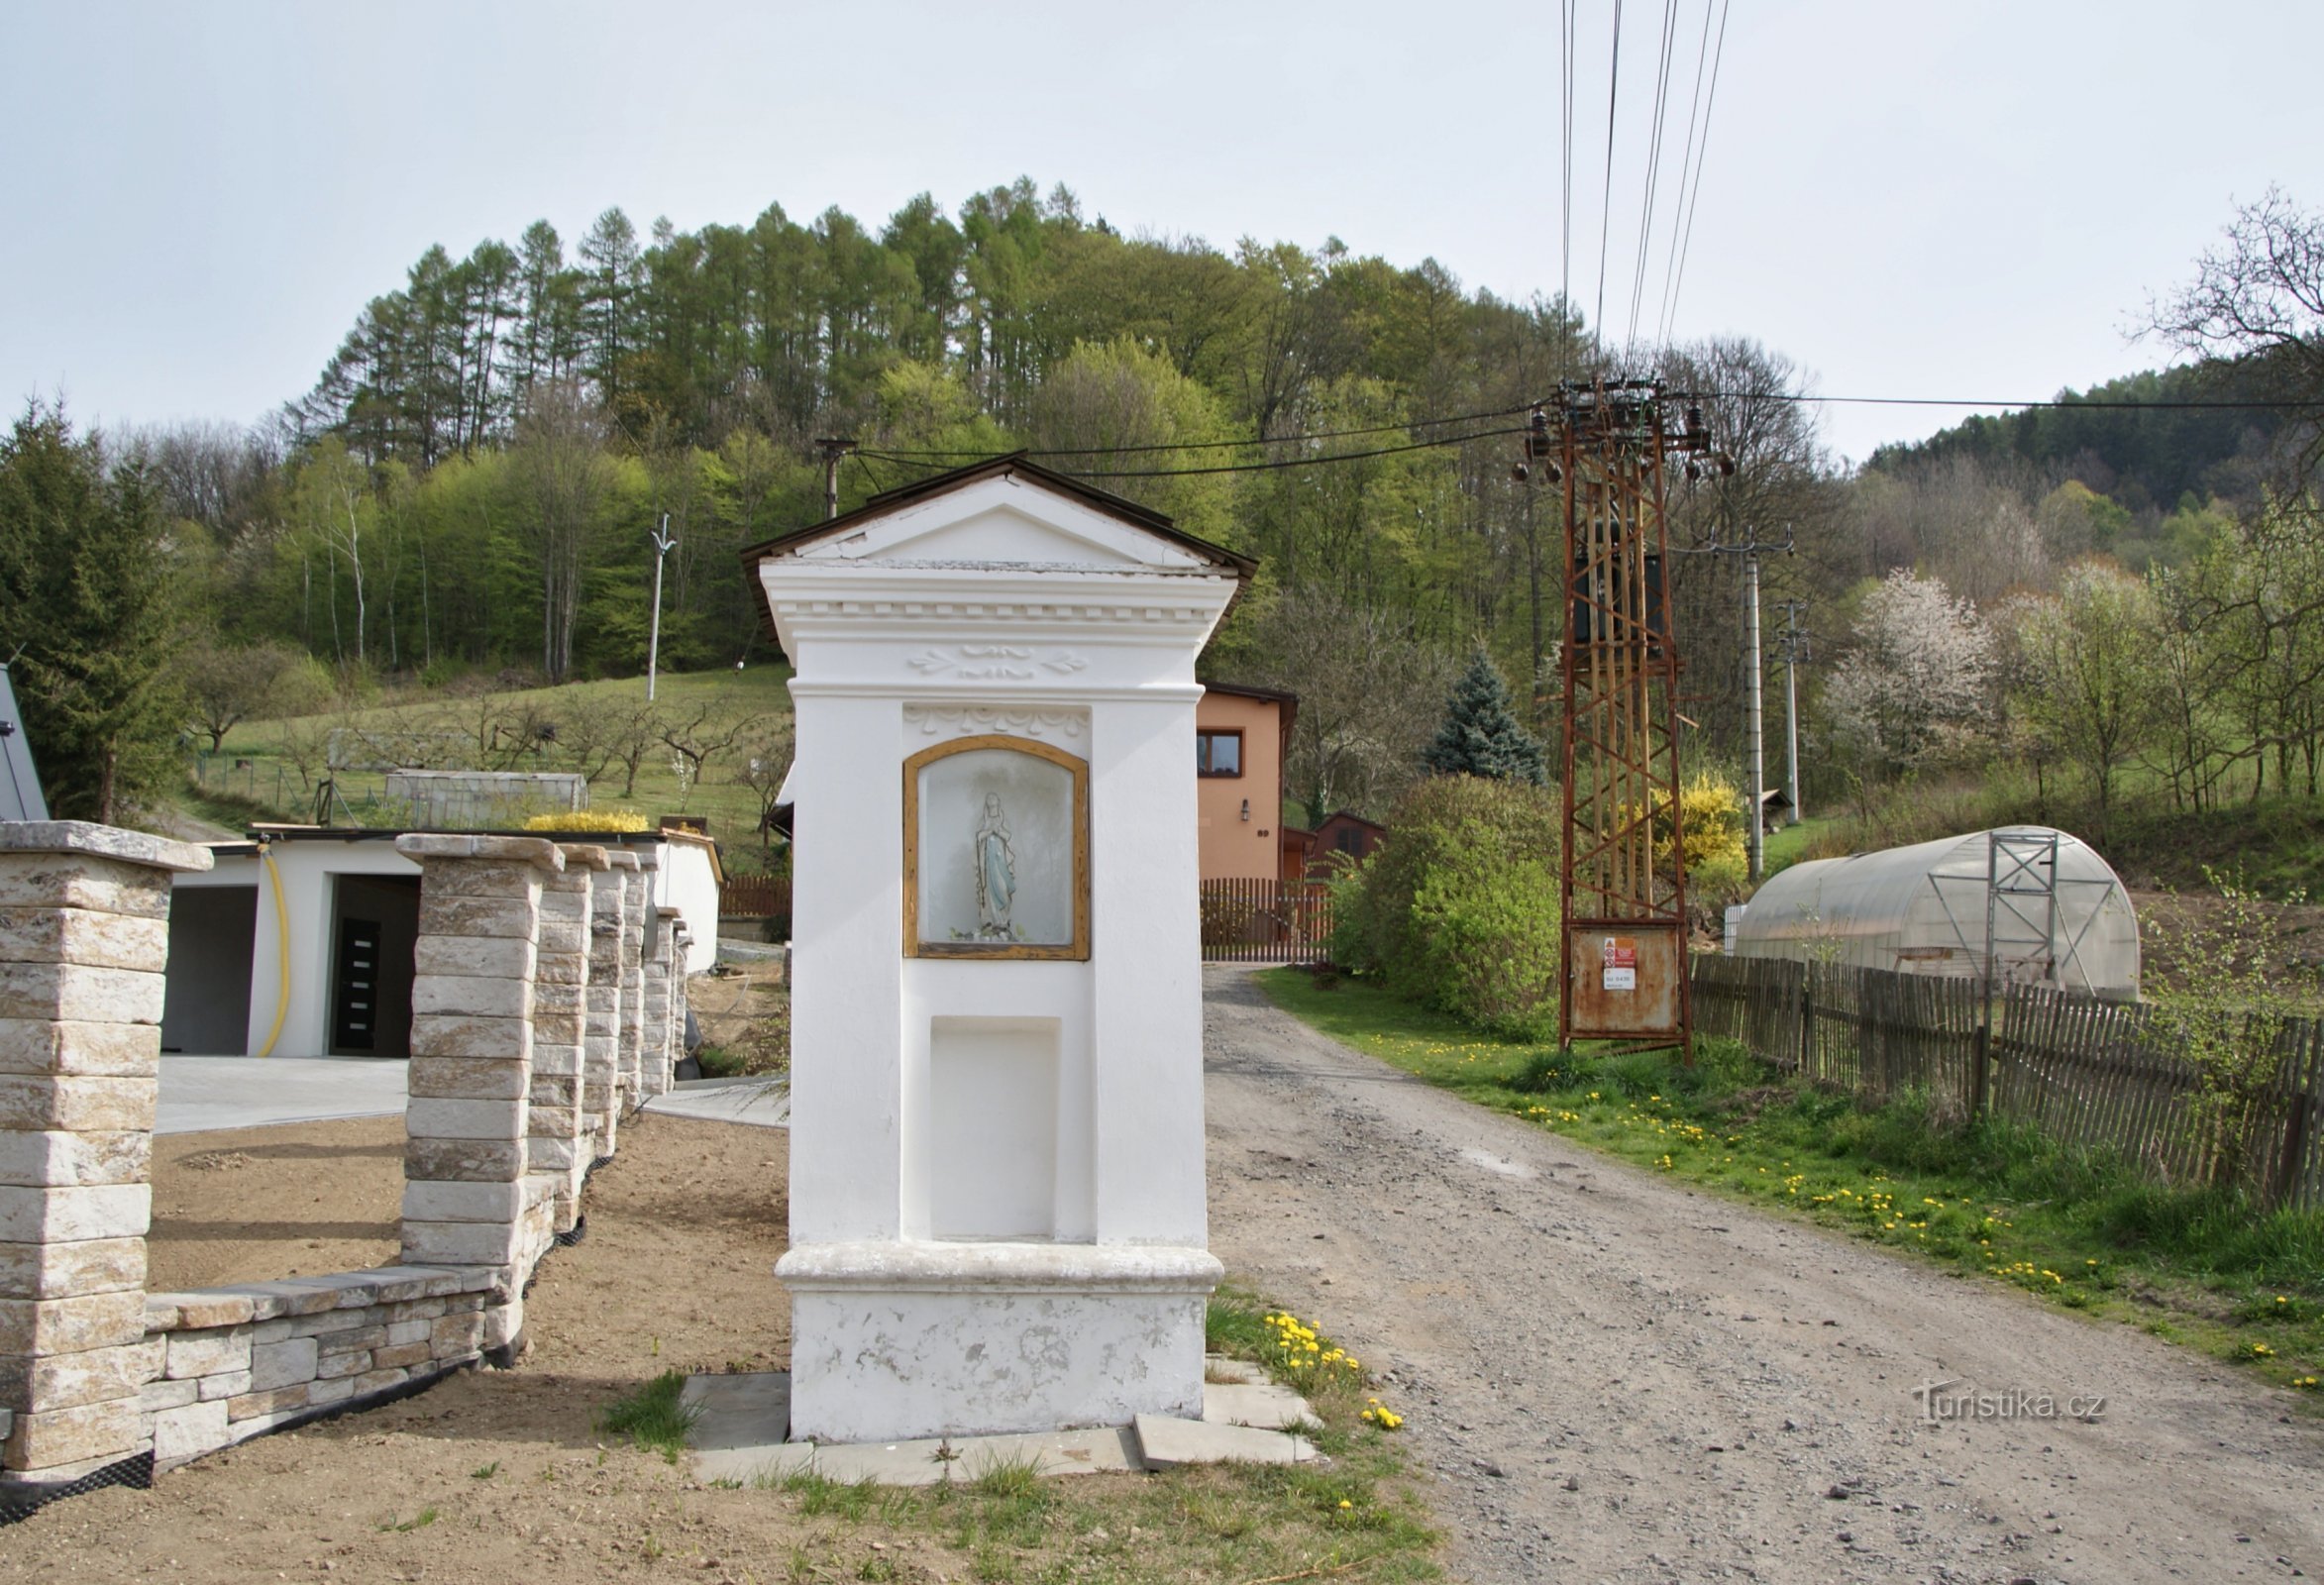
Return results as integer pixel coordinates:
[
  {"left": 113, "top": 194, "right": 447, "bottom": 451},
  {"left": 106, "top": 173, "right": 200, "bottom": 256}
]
[{"left": 1422, "top": 648, "right": 1546, "bottom": 785}]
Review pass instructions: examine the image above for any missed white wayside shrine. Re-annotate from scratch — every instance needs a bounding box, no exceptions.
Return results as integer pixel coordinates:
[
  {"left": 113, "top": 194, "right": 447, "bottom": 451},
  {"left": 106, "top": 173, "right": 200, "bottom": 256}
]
[{"left": 751, "top": 456, "right": 1254, "bottom": 1443}]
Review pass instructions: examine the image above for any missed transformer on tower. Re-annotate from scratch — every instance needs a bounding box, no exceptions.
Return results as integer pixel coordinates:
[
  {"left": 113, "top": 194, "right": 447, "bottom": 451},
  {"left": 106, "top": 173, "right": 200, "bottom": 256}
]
[{"left": 1543, "top": 378, "right": 1730, "bottom": 1058}]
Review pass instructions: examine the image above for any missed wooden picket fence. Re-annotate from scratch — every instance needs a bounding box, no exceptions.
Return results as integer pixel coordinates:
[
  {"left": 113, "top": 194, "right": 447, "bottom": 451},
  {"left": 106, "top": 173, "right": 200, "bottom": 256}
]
[
  {"left": 1692, "top": 954, "right": 2324, "bottom": 1211},
  {"left": 1200, "top": 879, "right": 1335, "bottom": 964},
  {"left": 720, "top": 875, "right": 792, "bottom": 922}
]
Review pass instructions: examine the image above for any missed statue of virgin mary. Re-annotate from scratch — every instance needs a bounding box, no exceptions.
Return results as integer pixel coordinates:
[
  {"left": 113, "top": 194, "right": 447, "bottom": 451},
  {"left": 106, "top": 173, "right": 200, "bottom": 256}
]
[{"left": 974, "top": 792, "right": 1016, "bottom": 937}]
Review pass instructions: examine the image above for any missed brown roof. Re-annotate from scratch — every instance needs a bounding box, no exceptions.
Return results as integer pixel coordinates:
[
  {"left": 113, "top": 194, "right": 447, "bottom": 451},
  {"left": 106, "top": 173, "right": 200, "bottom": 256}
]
[
  {"left": 739, "top": 453, "right": 1258, "bottom": 645},
  {"left": 1200, "top": 681, "right": 1299, "bottom": 742}
]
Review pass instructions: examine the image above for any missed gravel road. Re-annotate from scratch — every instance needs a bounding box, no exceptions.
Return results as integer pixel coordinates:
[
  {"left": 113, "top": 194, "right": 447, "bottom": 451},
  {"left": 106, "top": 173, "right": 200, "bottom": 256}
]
[{"left": 1202, "top": 966, "right": 2324, "bottom": 1584}]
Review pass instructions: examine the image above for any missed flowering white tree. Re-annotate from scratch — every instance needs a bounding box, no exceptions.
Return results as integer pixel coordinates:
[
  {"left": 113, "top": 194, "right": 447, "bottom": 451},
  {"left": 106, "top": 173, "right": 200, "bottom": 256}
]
[{"left": 1826, "top": 569, "right": 1993, "bottom": 779}]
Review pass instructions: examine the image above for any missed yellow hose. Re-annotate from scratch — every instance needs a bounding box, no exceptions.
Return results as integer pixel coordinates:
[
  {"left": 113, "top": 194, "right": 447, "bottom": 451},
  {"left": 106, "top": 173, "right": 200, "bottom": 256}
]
[{"left": 254, "top": 841, "right": 291, "bottom": 1058}]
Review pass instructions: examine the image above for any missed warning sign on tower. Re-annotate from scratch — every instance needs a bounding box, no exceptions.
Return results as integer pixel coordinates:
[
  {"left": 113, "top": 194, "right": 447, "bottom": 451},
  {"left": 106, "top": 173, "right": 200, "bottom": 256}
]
[{"left": 1602, "top": 935, "right": 1637, "bottom": 992}]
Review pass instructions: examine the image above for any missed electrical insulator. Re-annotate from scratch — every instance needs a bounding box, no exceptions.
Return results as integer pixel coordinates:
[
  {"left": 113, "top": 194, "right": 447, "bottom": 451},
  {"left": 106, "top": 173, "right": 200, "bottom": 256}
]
[
  {"left": 1527, "top": 406, "right": 1553, "bottom": 459},
  {"left": 1512, "top": 463, "right": 1531, "bottom": 483}
]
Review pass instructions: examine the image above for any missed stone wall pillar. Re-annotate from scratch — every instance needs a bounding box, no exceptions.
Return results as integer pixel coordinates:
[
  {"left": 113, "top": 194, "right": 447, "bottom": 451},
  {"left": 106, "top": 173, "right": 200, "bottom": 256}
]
[
  {"left": 529, "top": 846, "right": 603, "bottom": 1234},
  {"left": 667, "top": 919, "right": 693, "bottom": 1078},
  {"left": 617, "top": 856, "right": 652, "bottom": 1113},
  {"left": 582, "top": 852, "right": 637, "bottom": 1162},
  {"left": 638, "top": 908, "right": 679, "bottom": 1100},
  {"left": 0, "top": 822, "right": 212, "bottom": 1487},
  {"left": 396, "top": 835, "right": 563, "bottom": 1358}
]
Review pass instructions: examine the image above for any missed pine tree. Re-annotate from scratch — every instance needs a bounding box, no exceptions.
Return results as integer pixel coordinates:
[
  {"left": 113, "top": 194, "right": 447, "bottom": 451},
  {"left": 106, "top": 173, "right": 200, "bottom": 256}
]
[
  {"left": 0, "top": 401, "right": 184, "bottom": 823},
  {"left": 1422, "top": 647, "right": 1547, "bottom": 785}
]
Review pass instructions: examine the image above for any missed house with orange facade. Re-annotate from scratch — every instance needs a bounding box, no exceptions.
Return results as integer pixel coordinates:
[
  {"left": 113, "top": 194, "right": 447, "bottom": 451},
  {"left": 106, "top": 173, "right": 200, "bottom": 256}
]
[{"left": 1194, "top": 683, "right": 1297, "bottom": 882}]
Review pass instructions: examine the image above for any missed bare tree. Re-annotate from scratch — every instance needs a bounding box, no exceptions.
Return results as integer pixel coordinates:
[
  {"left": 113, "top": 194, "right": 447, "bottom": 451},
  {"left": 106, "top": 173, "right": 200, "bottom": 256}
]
[
  {"left": 2149, "top": 186, "right": 2324, "bottom": 479},
  {"left": 2008, "top": 562, "right": 2166, "bottom": 840},
  {"left": 658, "top": 703, "right": 759, "bottom": 811},
  {"left": 561, "top": 693, "right": 664, "bottom": 796},
  {"left": 1245, "top": 585, "right": 1455, "bottom": 823},
  {"left": 733, "top": 723, "right": 796, "bottom": 852},
  {"left": 181, "top": 638, "right": 319, "bottom": 752},
  {"left": 510, "top": 380, "right": 613, "bottom": 682}
]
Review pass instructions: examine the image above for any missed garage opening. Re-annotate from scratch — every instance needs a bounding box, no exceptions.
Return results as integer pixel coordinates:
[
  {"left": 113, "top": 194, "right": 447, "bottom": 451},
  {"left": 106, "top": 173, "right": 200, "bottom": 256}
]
[
  {"left": 330, "top": 873, "right": 421, "bottom": 1057},
  {"left": 160, "top": 886, "right": 258, "bottom": 1054}
]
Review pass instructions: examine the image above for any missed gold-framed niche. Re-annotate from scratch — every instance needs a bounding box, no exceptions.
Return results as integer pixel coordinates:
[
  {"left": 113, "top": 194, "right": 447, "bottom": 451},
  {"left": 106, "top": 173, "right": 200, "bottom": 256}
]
[{"left": 902, "top": 734, "right": 1091, "bottom": 961}]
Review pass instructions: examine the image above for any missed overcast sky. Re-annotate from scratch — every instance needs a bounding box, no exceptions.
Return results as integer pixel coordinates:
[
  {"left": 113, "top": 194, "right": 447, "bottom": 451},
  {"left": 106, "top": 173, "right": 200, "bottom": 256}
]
[{"left": 3, "top": 1, "right": 2316, "bottom": 465}]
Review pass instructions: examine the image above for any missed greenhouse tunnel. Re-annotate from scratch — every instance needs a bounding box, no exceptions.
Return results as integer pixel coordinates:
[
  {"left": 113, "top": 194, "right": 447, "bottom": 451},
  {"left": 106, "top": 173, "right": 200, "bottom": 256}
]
[{"left": 1729, "top": 825, "right": 2141, "bottom": 1002}]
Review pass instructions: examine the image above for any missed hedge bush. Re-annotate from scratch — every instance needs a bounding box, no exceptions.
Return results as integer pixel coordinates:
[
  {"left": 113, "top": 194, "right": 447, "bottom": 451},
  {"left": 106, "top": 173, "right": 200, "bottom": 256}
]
[{"left": 1329, "top": 775, "right": 1562, "bottom": 1037}]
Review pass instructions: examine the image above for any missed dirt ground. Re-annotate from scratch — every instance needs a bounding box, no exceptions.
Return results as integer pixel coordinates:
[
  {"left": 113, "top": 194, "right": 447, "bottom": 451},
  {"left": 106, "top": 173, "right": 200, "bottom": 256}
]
[
  {"left": 2128, "top": 886, "right": 2324, "bottom": 995},
  {"left": 6, "top": 1111, "right": 795, "bottom": 1582},
  {"left": 150, "top": 1117, "right": 406, "bottom": 1292},
  {"left": 690, "top": 958, "right": 792, "bottom": 1075},
  {"left": 1200, "top": 965, "right": 2324, "bottom": 1583},
  {"left": 19, "top": 971, "right": 2324, "bottom": 1582}
]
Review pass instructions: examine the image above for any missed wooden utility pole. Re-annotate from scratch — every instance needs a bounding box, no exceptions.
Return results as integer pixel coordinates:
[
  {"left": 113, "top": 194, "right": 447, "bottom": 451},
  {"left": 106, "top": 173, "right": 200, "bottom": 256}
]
[{"left": 815, "top": 437, "right": 858, "bottom": 520}]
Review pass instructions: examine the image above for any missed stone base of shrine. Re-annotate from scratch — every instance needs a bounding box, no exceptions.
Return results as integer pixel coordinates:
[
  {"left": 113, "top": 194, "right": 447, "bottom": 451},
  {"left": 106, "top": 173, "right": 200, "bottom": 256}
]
[{"left": 777, "top": 1240, "right": 1221, "bottom": 1444}]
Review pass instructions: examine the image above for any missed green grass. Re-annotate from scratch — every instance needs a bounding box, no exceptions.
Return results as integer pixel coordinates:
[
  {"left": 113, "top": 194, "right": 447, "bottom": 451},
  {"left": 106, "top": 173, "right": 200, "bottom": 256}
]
[
  {"left": 176, "top": 664, "right": 793, "bottom": 866},
  {"left": 754, "top": 1290, "right": 1437, "bottom": 1584},
  {"left": 597, "top": 1369, "right": 701, "bottom": 1462},
  {"left": 1760, "top": 814, "right": 1846, "bottom": 876},
  {"left": 1257, "top": 966, "right": 2324, "bottom": 1397}
]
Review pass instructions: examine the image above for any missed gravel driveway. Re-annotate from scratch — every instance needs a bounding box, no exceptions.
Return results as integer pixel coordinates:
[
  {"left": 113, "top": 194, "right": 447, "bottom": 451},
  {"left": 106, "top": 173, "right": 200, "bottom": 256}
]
[{"left": 1202, "top": 966, "right": 2324, "bottom": 1584}]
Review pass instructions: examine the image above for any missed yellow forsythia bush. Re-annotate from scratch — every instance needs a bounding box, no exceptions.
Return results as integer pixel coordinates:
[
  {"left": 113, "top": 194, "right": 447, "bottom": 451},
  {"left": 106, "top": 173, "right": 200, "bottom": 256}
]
[
  {"left": 1656, "top": 771, "right": 1745, "bottom": 873},
  {"left": 522, "top": 809, "right": 651, "bottom": 833}
]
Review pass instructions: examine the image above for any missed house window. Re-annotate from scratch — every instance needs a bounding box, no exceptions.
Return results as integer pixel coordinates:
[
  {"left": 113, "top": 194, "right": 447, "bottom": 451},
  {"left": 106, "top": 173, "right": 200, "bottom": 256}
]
[
  {"left": 1335, "top": 826, "right": 1365, "bottom": 856},
  {"left": 1197, "top": 730, "right": 1243, "bottom": 778}
]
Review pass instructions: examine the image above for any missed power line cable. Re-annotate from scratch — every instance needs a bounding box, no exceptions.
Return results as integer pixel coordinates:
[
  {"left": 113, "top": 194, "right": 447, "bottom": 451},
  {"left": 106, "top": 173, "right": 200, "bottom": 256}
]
[
  {"left": 1683, "top": 391, "right": 2302, "bottom": 411},
  {"left": 1655, "top": 0, "right": 1722, "bottom": 347},
  {"left": 1626, "top": 0, "right": 1682, "bottom": 354},
  {"left": 1560, "top": 0, "right": 1575, "bottom": 321},
  {"left": 867, "top": 402, "right": 1534, "bottom": 460},
  {"left": 856, "top": 426, "right": 1526, "bottom": 482},
  {"left": 1659, "top": 0, "right": 1730, "bottom": 347},
  {"left": 1594, "top": 0, "right": 1624, "bottom": 342}
]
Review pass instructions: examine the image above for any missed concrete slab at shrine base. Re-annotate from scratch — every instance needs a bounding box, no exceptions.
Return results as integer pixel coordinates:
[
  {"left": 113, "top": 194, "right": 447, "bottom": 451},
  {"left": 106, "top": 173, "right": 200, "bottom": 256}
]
[{"left": 684, "top": 1362, "right": 1313, "bottom": 1486}]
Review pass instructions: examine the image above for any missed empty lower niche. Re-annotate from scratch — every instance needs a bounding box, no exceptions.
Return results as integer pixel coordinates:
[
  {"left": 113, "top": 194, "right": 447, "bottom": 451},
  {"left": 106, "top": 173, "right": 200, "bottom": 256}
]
[{"left": 926, "top": 1015, "right": 1060, "bottom": 1240}]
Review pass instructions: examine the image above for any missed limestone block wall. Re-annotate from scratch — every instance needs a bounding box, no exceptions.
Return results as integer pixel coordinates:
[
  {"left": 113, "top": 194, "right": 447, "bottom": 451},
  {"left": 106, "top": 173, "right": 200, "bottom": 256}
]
[
  {"left": 138, "top": 1267, "right": 496, "bottom": 1465},
  {"left": 617, "top": 860, "right": 650, "bottom": 1113},
  {"left": 0, "top": 823, "right": 212, "bottom": 1485},
  {"left": 394, "top": 834, "right": 565, "bottom": 1359},
  {"left": 638, "top": 908, "right": 678, "bottom": 1101},
  {"left": 581, "top": 852, "right": 637, "bottom": 1164},
  {"left": 0, "top": 822, "right": 653, "bottom": 1501},
  {"left": 529, "top": 846, "right": 602, "bottom": 1233},
  {"left": 669, "top": 920, "right": 694, "bottom": 1074}
]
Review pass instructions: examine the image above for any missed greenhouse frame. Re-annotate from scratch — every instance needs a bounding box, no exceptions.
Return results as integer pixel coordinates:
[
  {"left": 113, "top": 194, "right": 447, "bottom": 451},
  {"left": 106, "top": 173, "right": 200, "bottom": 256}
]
[{"left": 1730, "top": 826, "right": 2141, "bottom": 1002}]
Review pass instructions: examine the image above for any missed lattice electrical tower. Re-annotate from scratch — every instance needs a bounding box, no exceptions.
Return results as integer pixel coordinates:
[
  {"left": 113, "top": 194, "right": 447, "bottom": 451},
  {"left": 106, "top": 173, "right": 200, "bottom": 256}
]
[{"left": 1531, "top": 378, "right": 1728, "bottom": 1057}]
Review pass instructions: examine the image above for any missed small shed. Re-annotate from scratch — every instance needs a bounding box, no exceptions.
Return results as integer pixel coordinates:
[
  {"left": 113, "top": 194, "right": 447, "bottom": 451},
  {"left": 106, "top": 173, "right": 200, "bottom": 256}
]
[
  {"left": 1731, "top": 825, "right": 2140, "bottom": 1001},
  {"left": 1314, "top": 810, "right": 1388, "bottom": 868}
]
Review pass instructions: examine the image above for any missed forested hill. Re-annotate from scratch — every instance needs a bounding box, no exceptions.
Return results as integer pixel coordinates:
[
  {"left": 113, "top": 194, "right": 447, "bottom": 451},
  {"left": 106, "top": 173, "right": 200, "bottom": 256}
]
[
  {"left": 1863, "top": 362, "right": 2292, "bottom": 518},
  {"left": 285, "top": 177, "right": 1577, "bottom": 464},
  {"left": 18, "top": 170, "right": 2320, "bottom": 848},
  {"left": 244, "top": 176, "right": 1596, "bottom": 692}
]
